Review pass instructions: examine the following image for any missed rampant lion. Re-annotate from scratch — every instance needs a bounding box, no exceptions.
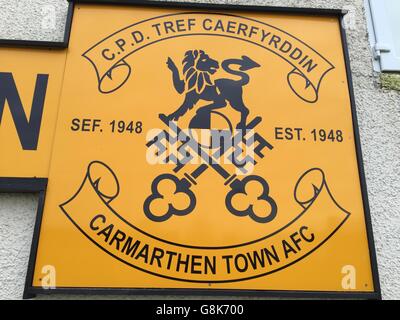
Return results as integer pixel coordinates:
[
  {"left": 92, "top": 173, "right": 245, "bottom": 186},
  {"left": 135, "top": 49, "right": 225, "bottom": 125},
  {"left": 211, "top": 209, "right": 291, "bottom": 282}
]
[{"left": 164, "top": 50, "right": 260, "bottom": 129}]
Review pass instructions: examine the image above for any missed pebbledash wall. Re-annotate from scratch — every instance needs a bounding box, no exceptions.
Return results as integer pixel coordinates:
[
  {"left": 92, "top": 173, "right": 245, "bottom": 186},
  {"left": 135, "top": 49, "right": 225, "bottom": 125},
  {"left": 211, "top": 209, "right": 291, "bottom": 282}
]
[{"left": 0, "top": 0, "right": 399, "bottom": 300}]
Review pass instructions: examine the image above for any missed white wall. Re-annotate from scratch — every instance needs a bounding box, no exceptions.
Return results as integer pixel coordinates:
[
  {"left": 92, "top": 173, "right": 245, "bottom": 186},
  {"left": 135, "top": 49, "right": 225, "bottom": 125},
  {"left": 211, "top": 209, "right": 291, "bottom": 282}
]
[{"left": 0, "top": 0, "right": 399, "bottom": 300}]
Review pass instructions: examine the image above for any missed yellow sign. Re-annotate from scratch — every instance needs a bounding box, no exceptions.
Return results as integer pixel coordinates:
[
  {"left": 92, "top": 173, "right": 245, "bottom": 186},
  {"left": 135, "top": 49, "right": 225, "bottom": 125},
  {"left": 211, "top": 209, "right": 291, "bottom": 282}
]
[
  {"left": 26, "top": 2, "right": 379, "bottom": 298},
  {"left": 0, "top": 47, "right": 67, "bottom": 179}
]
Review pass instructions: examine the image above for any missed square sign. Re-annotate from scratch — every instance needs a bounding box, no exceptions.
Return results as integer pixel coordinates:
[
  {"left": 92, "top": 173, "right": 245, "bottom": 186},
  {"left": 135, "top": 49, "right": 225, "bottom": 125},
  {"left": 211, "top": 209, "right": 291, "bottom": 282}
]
[{"left": 25, "top": 1, "right": 380, "bottom": 298}]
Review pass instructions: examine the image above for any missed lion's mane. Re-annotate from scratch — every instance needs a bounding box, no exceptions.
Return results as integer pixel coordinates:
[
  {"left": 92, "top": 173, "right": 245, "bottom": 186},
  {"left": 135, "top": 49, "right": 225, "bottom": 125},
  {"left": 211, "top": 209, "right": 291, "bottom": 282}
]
[{"left": 182, "top": 50, "right": 214, "bottom": 94}]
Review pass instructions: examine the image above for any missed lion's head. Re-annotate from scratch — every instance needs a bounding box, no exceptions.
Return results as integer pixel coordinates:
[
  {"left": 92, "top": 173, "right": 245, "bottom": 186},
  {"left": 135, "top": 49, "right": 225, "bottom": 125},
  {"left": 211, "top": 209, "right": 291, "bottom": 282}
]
[{"left": 182, "top": 50, "right": 219, "bottom": 94}]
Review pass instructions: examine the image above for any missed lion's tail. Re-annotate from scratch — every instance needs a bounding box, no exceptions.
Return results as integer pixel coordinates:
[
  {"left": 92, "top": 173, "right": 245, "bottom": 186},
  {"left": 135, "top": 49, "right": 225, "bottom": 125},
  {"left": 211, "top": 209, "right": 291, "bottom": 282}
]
[{"left": 222, "top": 56, "right": 260, "bottom": 86}]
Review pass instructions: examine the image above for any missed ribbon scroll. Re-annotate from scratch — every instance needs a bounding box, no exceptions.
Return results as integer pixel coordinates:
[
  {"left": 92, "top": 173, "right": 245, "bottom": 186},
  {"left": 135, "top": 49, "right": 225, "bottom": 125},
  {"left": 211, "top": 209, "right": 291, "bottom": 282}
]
[
  {"left": 83, "top": 12, "right": 334, "bottom": 102},
  {"left": 60, "top": 161, "right": 350, "bottom": 282}
]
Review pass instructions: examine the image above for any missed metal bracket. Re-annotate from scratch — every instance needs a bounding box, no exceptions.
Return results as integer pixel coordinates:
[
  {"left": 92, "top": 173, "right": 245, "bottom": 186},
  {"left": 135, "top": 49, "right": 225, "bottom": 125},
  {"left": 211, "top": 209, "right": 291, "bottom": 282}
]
[{"left": 373, "top": 43, "right": 391, "bottom": 59}]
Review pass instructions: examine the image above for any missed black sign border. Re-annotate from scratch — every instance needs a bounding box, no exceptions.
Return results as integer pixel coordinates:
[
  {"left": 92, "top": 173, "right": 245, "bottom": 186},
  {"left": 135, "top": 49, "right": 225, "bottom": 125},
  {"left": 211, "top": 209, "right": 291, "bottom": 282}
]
[{"left": 0, "top": 0, "right": 380, "bottom": 300}]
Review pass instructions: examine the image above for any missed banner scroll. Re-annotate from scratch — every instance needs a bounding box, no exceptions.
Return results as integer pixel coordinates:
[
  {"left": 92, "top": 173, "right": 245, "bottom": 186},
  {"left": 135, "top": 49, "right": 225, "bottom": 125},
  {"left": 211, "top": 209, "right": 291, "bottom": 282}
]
[
  {"left": 60, "top": 161, "right": 349, "bottom": 283},
  {"left": 83, "top": 12, "right": 334, "bottom": 102}
]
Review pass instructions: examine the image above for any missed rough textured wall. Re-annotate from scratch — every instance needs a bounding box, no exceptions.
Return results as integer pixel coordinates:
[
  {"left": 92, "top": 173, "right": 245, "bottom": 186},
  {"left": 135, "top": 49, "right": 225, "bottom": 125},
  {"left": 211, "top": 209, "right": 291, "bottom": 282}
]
[{"left": 0, "top": 0, "right": 399, "bottom": 300}]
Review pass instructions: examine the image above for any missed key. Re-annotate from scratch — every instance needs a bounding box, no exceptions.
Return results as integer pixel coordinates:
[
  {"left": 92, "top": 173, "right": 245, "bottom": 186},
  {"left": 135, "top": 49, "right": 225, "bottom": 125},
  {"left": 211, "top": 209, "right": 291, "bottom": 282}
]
[{"left": 158, "top": 116, "right": 277, "bottom": 223}]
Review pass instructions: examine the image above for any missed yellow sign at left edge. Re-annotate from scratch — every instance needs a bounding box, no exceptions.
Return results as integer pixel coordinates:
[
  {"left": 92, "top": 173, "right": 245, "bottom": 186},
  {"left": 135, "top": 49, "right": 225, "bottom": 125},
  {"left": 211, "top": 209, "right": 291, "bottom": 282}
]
[{"left": 0, "top": 47, "right": 67, "bottom": 180}]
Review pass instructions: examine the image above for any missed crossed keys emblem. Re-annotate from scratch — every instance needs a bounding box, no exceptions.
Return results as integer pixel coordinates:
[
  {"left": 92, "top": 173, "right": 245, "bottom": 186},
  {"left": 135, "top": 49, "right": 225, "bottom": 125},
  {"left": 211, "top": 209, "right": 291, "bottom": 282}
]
[
  {"left": 144, "top": 51, "right": 277, "bottom": 224},
  {"left": 144, "top": 114, "right": 278, "bottom": 224}
]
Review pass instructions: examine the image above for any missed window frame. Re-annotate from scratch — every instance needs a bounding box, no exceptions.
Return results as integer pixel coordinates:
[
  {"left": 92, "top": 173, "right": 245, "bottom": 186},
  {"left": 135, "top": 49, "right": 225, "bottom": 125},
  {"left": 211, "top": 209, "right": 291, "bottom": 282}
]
[{"left": 366, "top": 0, "right": 400, "bottom": 72}]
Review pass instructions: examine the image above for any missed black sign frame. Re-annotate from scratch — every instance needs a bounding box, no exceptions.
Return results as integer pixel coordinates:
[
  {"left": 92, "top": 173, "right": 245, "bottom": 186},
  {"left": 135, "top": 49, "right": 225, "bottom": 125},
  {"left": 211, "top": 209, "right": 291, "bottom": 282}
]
[{"left": 0, "top": 0, "right": 381, "bottom": 300}]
